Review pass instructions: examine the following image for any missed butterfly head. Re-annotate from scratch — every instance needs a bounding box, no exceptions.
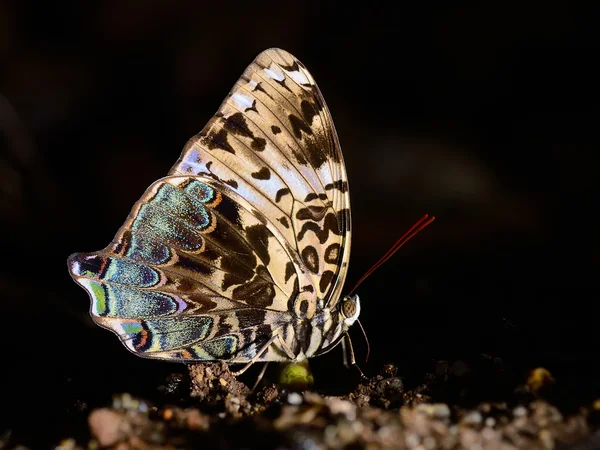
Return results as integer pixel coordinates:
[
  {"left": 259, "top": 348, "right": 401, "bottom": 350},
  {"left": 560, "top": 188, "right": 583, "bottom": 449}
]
[{"left": 340, "top": 294, "right": 361, "bottom": 328}]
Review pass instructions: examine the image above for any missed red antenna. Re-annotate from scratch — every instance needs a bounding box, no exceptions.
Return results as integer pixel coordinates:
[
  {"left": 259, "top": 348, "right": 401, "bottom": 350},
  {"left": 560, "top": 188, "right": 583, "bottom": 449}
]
[{"left": 348, "top": 214, "right": 435, "bottom": 295}]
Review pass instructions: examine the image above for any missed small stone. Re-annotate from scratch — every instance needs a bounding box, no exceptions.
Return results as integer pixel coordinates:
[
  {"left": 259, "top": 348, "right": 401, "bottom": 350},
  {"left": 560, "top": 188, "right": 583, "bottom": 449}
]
[
  {"left": 405, "top": 432, "right": 420, "bottom": 448},
  {"left": 287, "top": 392, "right": 303, "bottom": 405},
  {"left": 88, "top": 409, "right": 129, "bottom": 447},
  {"left": 162, "top": 408, "right": 174, "bottom": 421},
  {"left": 461, "top": 411, "right": 482, "bottom": 426},
  {"left": 186, "top": 409, "right": 209, "bottom": 431},
  {"left": 513, "top": 406, "right": 527, "bottom": 417}
]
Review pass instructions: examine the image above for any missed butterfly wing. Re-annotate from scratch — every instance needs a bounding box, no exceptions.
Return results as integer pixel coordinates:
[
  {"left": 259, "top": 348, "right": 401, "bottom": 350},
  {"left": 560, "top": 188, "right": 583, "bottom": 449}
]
[
  {"left": 68, "top": 48, "right": 351, "bottom": 363},
  {"left": 170, "top": 48, "right": 351, "bottom": 308}
]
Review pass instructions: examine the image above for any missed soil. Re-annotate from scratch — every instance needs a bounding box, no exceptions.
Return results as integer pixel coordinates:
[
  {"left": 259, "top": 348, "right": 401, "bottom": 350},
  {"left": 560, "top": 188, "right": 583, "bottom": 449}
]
[{"left": 11, "top": 359, "right": 598, "bottom": 450}]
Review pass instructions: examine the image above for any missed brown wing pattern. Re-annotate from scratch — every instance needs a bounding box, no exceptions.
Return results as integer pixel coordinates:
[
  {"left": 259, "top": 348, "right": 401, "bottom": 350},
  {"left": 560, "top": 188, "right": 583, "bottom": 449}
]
[{"left": 170, "top": 48, "right": 351, "bottom": 309}]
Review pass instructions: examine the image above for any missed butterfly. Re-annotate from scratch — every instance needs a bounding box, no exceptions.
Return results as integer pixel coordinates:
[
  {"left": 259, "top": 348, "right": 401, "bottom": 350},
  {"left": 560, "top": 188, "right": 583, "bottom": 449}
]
[{"left": 68, "top": 48, "right": 362, "bottom": 375}]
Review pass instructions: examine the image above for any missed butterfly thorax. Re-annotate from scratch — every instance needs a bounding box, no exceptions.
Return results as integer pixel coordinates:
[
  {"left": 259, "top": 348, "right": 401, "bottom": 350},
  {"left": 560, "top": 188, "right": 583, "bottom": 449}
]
[{"left": 282, "top": 294, "right": 360, "bottom": 361}]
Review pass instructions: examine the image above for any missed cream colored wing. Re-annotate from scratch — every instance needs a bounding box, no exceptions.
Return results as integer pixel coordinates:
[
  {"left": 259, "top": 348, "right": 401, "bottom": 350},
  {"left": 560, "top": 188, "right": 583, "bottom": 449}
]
[{"left": 170, "top": 48, "right": 351, "bottom": 310}]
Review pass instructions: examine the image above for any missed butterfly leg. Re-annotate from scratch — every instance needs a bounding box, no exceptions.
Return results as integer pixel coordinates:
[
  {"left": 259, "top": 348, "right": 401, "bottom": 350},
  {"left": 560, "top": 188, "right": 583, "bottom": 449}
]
[
  {"left": 232, "top": 330, "right": 296, "bottom": 377},
  {"left": 250, "top": 362, "right": 270, "bottom": 393},
  {"left": 232, "top": 332, "right": 281, "bottom": 376},
  {"left": 342, "top": 332, "right": 368, "bottom": 380}
]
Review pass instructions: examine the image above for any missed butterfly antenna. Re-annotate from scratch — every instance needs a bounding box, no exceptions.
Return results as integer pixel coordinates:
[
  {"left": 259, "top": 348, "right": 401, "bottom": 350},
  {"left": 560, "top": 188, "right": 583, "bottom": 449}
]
[
  {"left": 348, "top": 214, "right": 435, "bottom": 295},
  {"left": 356, "top": 319, "right": 370, "bottom": 363}
]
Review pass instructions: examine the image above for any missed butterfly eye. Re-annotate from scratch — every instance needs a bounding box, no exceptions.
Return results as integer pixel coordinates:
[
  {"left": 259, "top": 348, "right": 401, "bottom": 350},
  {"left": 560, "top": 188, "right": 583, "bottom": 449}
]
[{"left": 341, "top": 299, "right": 356, "bottom": 319}]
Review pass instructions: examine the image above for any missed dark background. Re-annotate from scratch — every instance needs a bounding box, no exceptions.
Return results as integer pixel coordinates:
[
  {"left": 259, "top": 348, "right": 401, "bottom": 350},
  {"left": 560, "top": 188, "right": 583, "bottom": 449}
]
[{"left": 1, "top": 2, "right": 598, "bottom": 446}]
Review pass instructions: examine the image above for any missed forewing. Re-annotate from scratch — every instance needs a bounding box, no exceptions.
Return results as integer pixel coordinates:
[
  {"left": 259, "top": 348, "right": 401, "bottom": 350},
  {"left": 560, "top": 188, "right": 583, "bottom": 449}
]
[{"left": 170, "top": 48, "right": 351, "bottom": 307}]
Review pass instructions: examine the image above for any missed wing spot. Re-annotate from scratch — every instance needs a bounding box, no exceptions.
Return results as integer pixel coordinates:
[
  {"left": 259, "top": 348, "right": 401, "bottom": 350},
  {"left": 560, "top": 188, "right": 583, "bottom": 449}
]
[
  {"left": 324, "top": 243, "right": 340, "bottom": 264},
  {"left": 278, "top": 217, "right": 290, "bottom": 228},
  {"left": 275, "top": 188, "right": 290, "bottom": 203},
  {"left": 225, "top": 179, "right": 238, "bottom": 189},
  {"left": 251, "top": 167, "right": 271, "bottom": 180},
  {"left": 204, "top": 129, "right": 234, "bottom": 154},
  {"left": 319, "top": 270, "right": 335, "bottom": 294},
  {"left": 301, "top": 246, "right": 319, "bottom": 274},
  {"left": 284, "top": 262, "right": 295, "bottom": 282},
  {"left": 325, "top": 180, "right": 349, "bottom": 193},
  {"left": 304, "top": 193, "right": 328, "bottom": 202},
  {"left": 289, "top": 114, "right": 313, "bottom": 139}
]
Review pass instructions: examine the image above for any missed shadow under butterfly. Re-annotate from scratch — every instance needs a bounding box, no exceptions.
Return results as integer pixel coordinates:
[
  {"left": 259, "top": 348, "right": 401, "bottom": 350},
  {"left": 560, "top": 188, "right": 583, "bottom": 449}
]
[{"left": 67, "top": 48, "right": 434, "bottom": 381}]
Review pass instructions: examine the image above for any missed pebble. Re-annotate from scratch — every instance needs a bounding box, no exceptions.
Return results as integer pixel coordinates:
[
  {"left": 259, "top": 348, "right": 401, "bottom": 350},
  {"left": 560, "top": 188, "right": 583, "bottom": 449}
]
[
  {"left": 461, "top": 411, "right": 483, "bottom": 425},
  {"left": 513, "top": 405, "right": 527, "bottom": 417},
  {"left": 485, "top": 417, "right": 495, "bottom": 427},
  {"left": 287, "top": 392, "right": 303, "bottom": 405}
]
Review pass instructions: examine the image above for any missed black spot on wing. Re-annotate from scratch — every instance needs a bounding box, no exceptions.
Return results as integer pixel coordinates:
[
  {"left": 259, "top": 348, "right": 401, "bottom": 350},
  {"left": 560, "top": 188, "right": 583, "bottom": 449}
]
[
  {"left": 324, "top": 243, "right": 341, "bottom": 264},
  {"left": 223, "top": 113, "right": 253, "bottom": 138},
  {"left": 220, "top": 250, "right": 258, "bottom": 291},
  {"left": 246, "top": 224, "right": 271, "bottom": 265},
  {"left": 271, "top": 125, "right": 281, "bottom": 134},
  {"left": 300, "top": 100, "right": 318, "bottom": 125},
  {"left": 325, "top": 180, "right": 349, "bottom": 193},
  {"left": 280, "top": 60, "right": 300, "bottom": 72},
  {"left": 304, "top": 193, "right": 328, "bottom": 202},
  {"left": 247, "top": 99, "right": 258, "bottom": 113},
  {"left": 297, "top": 212, "right": 342, "bottom": 244},
  {"left": 222, "top": 112, "right": 266, "bottom": 151},
  {"left": 337, "top": 208, "right": 350, "bottom": 232},
  {"left": 308, "top": 85, "right": 326, "bottom": 112},
  {"left": 251, "top": 138, "right": 266, "bottom": 151},
  {"left": 234, "top": 308, "right": 268, "bottom": 329},
  {"left": 225, "top": 179, "right": 238, "bottom": 189},
  {"left": 219, "top": 319, "right": 233, "bottom": 335},
  {"left": 275, "top": 188, "right": 290, "bottom": 203},
  {"left": 274, "top": 77, "right": 293, "bottom": 92},
  {"left": 292, "top": 149, "right": 307, "bottom": 165},
  {"left": 232, "top": 265, "right": 275, "bottom": 307},
  {"left": 319, "top": 270, "right": 335, "bottom": 294},
  {"left": 289, "top": 114, "right": 312, "bottom": 139},
  {"left": 204, "top": 129, "right": 234, "bottom": 154},
  {"left": 251, "top": 167, "right": 271, "bottom": 180},
  {"left": 254, "top": 82, "right": 269, "bottom": 96},
  {"left": 278, "top": 217, "right": 290, "bottom": 228},
  {"left": 284, "top": 262, "right": 296, "bottom": 283},
  {"left": 214, "top": 194, "right": 241, "bottom": 226},
  {"left": 301, "top": 246, "right": 319, "bottom": 274},
  {"left": 185, "top": 292, "right": 219, "bottom": 313},
  {"left": 176, "top": 254, "right": 214, "bottom": 277},
  {"left": 305, "top": 140, "right": 327, "bottom": 169},
  {"left": 296, "top": 206, "right": 327, "bottom": 221}
]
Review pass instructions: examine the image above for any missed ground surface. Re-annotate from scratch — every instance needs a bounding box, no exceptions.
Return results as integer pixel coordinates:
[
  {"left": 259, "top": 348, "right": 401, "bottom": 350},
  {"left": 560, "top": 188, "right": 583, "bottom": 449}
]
[{"left": 7, "top": 360, "right": 598, "bottom": 450}]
